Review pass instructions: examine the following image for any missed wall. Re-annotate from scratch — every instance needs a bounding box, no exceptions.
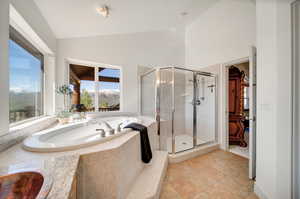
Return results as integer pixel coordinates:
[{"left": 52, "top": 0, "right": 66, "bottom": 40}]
[
  {"left": 254, "top": 0, "right": 293, "bottom": 198},
  {"left": 0, "top": 0, "right": 10, "bottom": 136},
  {"left": 56, "top": 30, "right": 185, "bottom": 113},
  {"left": 292, "top": 2, "right": 300, "bottom": 198},
  {"left": 185, "top": 0, "right": 256, "bottom": 67}
]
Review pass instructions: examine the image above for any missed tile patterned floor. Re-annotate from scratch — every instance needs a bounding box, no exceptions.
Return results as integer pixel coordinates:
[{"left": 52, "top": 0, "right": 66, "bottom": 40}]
[{"left": 160, "top": 150, "right": 259, "bottom": 199}]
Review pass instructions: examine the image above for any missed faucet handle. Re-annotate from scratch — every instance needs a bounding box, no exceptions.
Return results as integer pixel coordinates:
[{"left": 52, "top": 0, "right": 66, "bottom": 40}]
[
  {"left": 96, "top": 129, "right": 106, "bottom": 137},
  {"left": 116, "top": 122, "right": 123, "bottom": 132}
]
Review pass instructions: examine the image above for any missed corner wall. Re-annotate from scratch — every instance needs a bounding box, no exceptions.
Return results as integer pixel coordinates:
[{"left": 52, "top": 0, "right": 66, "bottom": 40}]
[
  {"left": 255, "top": 0, "right": 293, "bottom": 198},
  {"left": 56, "top": 30, "right": 185, "bottom": 113},
  {"left": 185, "top": 0, "right": 256, "bottom": 67}
]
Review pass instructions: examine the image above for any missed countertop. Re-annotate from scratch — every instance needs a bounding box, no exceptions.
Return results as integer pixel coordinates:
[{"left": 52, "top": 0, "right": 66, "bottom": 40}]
[{"left": 0, "top": 154, "right": 79, "bottom": 199}]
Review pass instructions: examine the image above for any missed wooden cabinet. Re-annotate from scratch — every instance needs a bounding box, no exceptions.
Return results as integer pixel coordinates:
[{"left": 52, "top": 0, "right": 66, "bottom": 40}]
[{"left": 228, "top": 67, "right": 247, "bottom": 147}]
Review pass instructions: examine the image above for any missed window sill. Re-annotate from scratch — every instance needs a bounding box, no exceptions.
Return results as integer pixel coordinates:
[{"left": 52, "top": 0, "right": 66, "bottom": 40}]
[{"left": 9, "top": 116, "right": 56, "bottom": 134}]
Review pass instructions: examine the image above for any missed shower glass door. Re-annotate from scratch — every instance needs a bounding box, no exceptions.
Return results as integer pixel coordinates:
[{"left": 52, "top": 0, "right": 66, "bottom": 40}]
[
  {"left": 195, "top": 74, "right": 217, "bottom": 145},
  {"left": 159, "top": 68, "right": 173, "bottom": 153},
  {"left": 140, "top": 67, "right": 217, "bottom": 154},
  {"left": 172, "top": 68, "right": 194, "bottom": 153}
]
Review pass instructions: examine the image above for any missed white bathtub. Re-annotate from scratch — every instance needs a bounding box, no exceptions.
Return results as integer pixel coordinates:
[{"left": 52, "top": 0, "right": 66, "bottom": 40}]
[{"left": 23, "top": 116, "right": 146, "bottom": 152}]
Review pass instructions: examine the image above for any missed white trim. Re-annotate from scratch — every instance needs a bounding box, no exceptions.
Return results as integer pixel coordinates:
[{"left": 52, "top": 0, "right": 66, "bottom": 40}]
[
  {"left": 9, "top": 115, "right": 46, "bottom": 128},
  {"left": 9, "top": 4, "right": 53, "bottom": 55},
  {"left": 94, "top": 66, "right": 99, "bottom": 112},
  {"left": 254, "top": 184, "right": 269, "bottom": 199},
  {"left": 9, "top": 116, "right": 55, "bottom": 133}
]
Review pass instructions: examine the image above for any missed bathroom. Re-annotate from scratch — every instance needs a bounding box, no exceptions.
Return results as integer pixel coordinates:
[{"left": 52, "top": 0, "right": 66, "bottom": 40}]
[{"left": 0, "top": 0, "right": 297, "bottom": 199}]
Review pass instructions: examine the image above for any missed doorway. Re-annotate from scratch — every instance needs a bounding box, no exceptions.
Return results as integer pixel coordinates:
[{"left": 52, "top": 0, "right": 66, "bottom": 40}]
[
  {"left": 227, "top": 62, "right": 250, "bottom": 158},
  {"left": 223, "top": 47, "right": 257, "bottom": 179}
]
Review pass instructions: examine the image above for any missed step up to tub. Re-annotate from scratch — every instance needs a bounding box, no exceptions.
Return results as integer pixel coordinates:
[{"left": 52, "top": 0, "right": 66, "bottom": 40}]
[{"left": 126, "top": 151, "right": 168, "bottom": 199}]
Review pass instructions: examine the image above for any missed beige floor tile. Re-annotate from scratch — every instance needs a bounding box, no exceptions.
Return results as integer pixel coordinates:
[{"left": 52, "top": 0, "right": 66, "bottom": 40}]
[{"left": 160, "top": 150, "right": 259, "bottom": 199}]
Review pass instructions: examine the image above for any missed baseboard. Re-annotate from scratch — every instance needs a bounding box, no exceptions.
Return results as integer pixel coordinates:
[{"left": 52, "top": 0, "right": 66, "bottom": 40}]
[
  {"left": 254, "top": 183, "right": 269, "bottom": 199},
  {"left": 168, "top": 143, "right": 219, "bottom": 163}
]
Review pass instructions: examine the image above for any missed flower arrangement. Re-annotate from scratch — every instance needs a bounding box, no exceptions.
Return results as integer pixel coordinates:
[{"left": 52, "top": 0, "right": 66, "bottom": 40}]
[
  {"left": 56, "top": 84, "right": 73, "bottom": 124},
  {"left": 56, "top": 85, "right": 73, "bottom": 96},
  {"left": 56, "top": 84, "right": 73, "bottom": 110}
]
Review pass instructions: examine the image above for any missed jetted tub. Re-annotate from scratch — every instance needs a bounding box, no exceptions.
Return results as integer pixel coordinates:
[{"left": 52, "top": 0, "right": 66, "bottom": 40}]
[{"left": 23, "top": 117, "right": 142, "bottom": 152}]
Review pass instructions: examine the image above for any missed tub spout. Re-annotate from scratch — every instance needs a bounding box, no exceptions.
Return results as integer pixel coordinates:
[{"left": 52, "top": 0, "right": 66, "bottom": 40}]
[{"left": 96, "top": 129, "right": 106, "bottom": 137}]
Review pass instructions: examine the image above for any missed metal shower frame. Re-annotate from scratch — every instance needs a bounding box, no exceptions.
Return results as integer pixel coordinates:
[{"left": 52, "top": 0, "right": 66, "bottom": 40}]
[{"left": 140, "top": 66, "right": 218, "bottom": 154}]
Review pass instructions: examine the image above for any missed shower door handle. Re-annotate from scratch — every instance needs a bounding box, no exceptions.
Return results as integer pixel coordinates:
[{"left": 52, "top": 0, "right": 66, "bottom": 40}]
[{"left": 190, "top": 99, "right": 201, "bottom": 106}]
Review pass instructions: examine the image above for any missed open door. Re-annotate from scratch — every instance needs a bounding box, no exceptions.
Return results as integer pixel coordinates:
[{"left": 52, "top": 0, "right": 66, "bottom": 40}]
[{"left": 249, "top": 46, "right": 257, "bottom": 179}]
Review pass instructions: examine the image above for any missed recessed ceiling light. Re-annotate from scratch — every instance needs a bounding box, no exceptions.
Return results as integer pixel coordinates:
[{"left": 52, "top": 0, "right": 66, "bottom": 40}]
[
  {"left": 180, "top": 12, "right": 188, "bottom": 16},
  {"left": 97, "top": 5, "right": 109, "bottom": 18}
]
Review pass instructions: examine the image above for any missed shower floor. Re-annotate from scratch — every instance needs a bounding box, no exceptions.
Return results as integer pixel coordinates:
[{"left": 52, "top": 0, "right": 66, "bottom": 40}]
[{"left": 167, "top": 134, "right": 206, "bottom": 153}]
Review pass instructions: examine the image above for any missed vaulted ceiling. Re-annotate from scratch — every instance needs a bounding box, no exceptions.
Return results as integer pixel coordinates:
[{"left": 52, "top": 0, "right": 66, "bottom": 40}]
[{"left": 33, "top": 0, "right": 219, "bottom": 38}]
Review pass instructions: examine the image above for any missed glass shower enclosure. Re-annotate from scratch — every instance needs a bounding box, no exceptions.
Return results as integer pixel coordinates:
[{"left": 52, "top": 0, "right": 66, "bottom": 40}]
[{"left": 140, "top": 67, "right": 217, "bottom": 154}]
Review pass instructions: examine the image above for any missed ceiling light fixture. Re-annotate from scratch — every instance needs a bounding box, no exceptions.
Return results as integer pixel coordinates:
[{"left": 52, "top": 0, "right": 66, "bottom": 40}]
[
  {"left": 97, "top": 5, "right": 109, "bottom": 18},
  {"left": 180, "top": 12, "right": 188, "bottom": 16}
]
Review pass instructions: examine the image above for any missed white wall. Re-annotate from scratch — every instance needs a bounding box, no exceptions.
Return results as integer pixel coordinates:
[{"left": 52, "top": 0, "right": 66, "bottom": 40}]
[
  {"left": 0, "top": 0, "right": 10, "bottom": 136},
  {"left": 185, "top": 0, "right": 256, "bottom": 67},
  {"left": 254, "top": 0, "right": 293, "bottom": 198},
  {"left": 292, "top": 2, "right": 300, "bottom": 198},
  {"left": 56, "top": 30, "right": 185, "bottom": 113},
  {"left": 44, "top": 56, "right": 56, "bottom": 115}
]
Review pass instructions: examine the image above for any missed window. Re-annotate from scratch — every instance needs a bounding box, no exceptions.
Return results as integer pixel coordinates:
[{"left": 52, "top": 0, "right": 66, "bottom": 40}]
[
  {"left": 69, "top": 64, "right": 120, "bottom": 112},
  {"left": 98, "top": 68, "right": 120, "bottom": 111},
  {"left": 9, "top": 27, "right": 44, "bottom": 123}
]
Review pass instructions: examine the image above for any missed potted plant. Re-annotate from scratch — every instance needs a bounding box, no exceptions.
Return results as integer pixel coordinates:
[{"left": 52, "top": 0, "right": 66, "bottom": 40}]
[{"left": 56, "top": 85, "right": 73, "bottom": 124}]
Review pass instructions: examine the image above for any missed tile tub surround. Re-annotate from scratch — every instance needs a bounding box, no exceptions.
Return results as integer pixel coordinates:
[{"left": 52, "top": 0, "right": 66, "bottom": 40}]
[
  {"left": 0, "top": 116, "right": 159, "bottom": 199},
  {"left": 0, "top": 116, "right": 58, "bottom": 152},
  {"left": 77, "top": 132, "right": 144, "bottom": 199},
  {"left": 160, "top": 150, "right": 258, "bottom": 199}
]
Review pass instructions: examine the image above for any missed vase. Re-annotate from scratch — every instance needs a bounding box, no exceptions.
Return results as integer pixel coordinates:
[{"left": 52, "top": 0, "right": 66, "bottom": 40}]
[{"left": 58, "top": 117, "right": 70, "bottom": 125}]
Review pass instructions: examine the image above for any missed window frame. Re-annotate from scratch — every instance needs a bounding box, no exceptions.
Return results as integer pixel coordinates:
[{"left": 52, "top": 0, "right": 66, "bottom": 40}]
[
  {"left": 9, "top": 26, "right": 45, "bottom": 125},
  {"left": 68, "top": 64, "right": 122, "bottom": 113}
]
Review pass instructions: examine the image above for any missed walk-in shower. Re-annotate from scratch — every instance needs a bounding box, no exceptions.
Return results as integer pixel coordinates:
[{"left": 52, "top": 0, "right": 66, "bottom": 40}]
[{"left": 140, "top": 67, "right": 217, "bottom": 154}]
